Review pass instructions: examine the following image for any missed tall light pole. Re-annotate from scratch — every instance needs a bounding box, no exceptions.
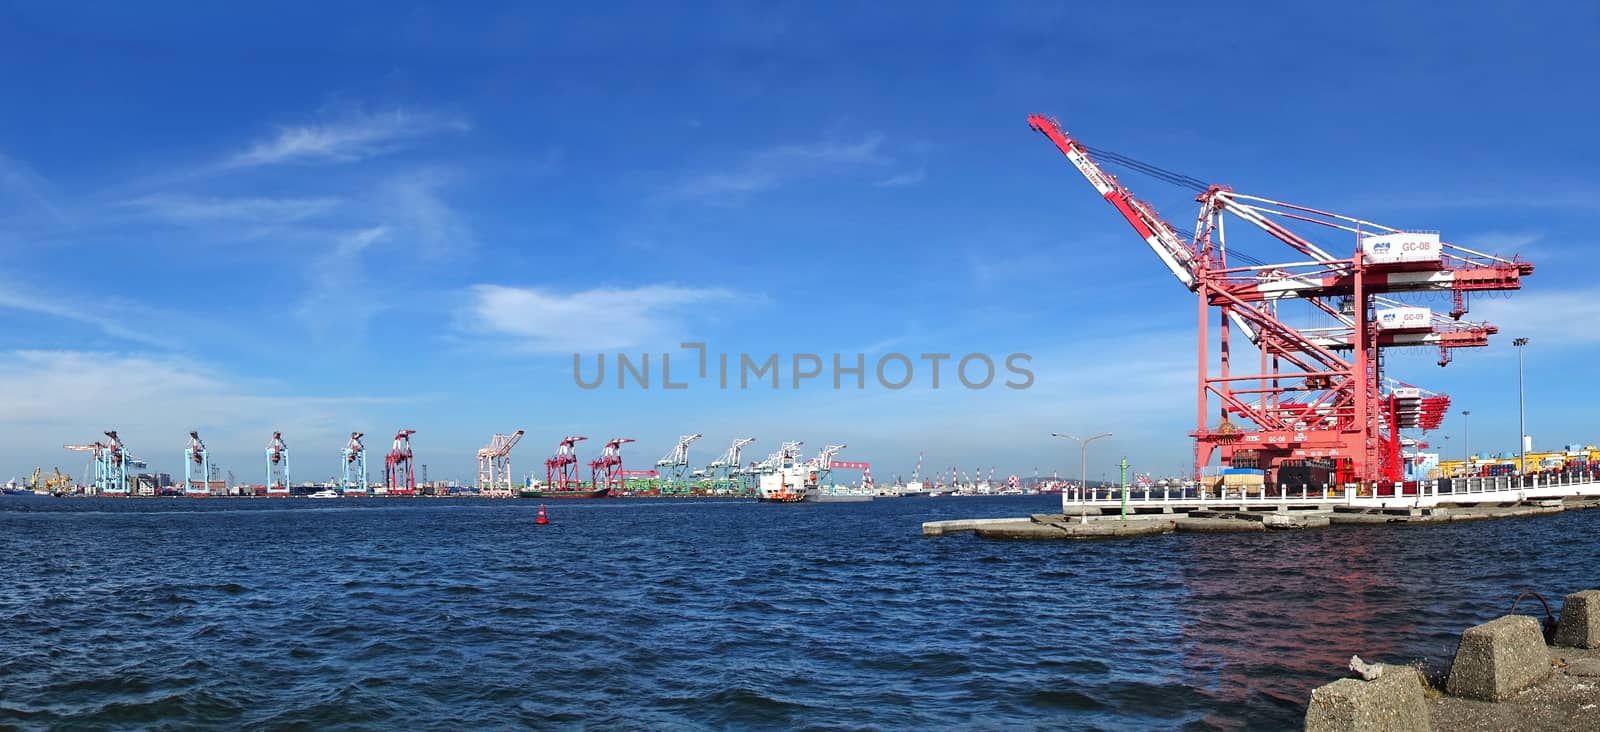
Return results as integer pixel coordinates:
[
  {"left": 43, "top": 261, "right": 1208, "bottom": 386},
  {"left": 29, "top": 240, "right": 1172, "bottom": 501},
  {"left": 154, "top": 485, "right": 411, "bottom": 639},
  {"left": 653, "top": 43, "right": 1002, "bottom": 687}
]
[
  {"left": 1051, "top": 432, "right": 1112, "bottom": 522},
  {"left": 1461, "top": 409, "right": 1471, "bottom": 469},
  {"left": 1514, "top": 337, "right": 1529, "bottom": 475}
]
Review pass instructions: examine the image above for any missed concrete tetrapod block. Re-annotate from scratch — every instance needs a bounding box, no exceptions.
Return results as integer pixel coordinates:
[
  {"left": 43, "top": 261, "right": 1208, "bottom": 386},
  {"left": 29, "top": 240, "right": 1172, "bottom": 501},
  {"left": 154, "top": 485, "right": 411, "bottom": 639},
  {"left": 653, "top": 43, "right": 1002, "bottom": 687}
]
[
  {"left": 1554, "top": 589, "right": 1600, "bottom": 649},
  {"left": 1304, "top": 664, "right": 1433, "bottom": 732},
  {"left": 1445, "top": 614, "right": 1551, "bottom": 701}
]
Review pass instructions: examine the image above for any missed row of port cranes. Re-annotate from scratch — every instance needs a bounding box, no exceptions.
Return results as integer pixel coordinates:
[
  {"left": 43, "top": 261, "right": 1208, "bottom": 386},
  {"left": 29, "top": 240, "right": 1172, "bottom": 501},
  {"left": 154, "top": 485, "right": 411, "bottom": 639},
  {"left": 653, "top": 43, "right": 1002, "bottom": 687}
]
[
  {"left": 1028, "top": 114, "right": 1534, "bottom": 487},
  {"left": 51, "top": 427, "right": 857, "bottom": 497},
  {"left": 492, "top": 434, "right": 857, "bottom": 497},
  {"left": 59, "top": 429, "right": 416, "bottom": 496}
]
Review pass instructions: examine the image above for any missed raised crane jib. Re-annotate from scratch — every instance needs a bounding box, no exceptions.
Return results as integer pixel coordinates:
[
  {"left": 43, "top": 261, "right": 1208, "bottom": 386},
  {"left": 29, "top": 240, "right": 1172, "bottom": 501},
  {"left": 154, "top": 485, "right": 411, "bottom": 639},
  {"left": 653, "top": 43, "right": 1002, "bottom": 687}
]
[{"left": 1028, "top": 114, "right": 1199, "bottom": 290}]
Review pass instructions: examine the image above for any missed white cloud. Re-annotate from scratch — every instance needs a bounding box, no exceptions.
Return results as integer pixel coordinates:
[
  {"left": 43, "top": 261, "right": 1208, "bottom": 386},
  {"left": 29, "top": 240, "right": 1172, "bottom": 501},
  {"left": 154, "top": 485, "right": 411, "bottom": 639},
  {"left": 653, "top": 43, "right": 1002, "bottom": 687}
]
[
  {"left": 0, "top": 150, "right": 64, "bottom": 222},
  {"left": 875, "top": 167, "right": 926, "bottom": 188},
  {"left": 124, "top": 194, "right": 341, "bottom": 224},
  {"left": 463, "top": 284, "right": 739, "bottom": 351},
  {"left": 298, "top": 227, "right": 391, "bottom": 337},
  {"left": 229, "top": 108, "right": 469, "bottom": 167},
  {"left": 1455, "top": 231, "right": 1539, "bottom": 255},
  {"left": 380, "top": 172, "right": 475, "bottom": 256},
  {"left": 0, "top": 350, "right": 396, "bottom": 479},
  {"left": 0, "top": 281, "right": 177, "bottom": 348},
  {"left": 1467, "top": 287, "right": 1600, "bottom": 346},
  {"left": 666, "top": 134, "right": 889, "bottom": 201}
]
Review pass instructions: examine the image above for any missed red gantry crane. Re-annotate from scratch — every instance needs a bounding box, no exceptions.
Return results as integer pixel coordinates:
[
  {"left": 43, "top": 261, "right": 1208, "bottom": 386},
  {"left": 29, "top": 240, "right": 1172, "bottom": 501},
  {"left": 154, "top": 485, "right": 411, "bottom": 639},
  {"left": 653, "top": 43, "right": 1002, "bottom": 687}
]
[
  {"left": 590, "top": 437, "right": 636, "bottom": 494},
  {"left": 1028, "top": 114, "right": 1532, "bottom": 487},
  {"left": 545, "top": 435, "right": 589, "bottom": 491},
  {"left": 384, "top": 429, "right": 417, "bottom": 495}
]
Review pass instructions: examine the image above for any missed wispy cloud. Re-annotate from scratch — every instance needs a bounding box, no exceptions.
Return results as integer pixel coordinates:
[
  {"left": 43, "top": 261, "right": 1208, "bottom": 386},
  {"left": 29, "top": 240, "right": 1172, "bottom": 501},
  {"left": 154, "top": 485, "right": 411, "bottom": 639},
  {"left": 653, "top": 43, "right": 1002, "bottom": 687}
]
[
  {"left": 379, "top": 171, "right": 475, "bottom": 257},
  {"left": 666, "top": 133, "right": 889, "bottom": 202},
  {"left": 1455, "top": 231, "right": 1540, "bottom": 257},
  {"left": 228, "top": 108, "right": 470, "bottom": 167},
  {"left": 0, "top": 281, "right": 177, "bottom": 348},
  {"left": 123, "top": 194, "right": 341, "bottom": 224},
  {"left": 0, "top": 150, "right": 65, "bottom": 222},
  {"left": 298, "top": 227, "right": 391, "bottom": 337},
  {"left": 875, "top": 167, "right": 926, "bottom": 188},
  {"left": 462, "top": 284, "right": 739, "bottom": 351},
  {"left": 1467, "top": 286, "right": 1600, "bottom": 346}
]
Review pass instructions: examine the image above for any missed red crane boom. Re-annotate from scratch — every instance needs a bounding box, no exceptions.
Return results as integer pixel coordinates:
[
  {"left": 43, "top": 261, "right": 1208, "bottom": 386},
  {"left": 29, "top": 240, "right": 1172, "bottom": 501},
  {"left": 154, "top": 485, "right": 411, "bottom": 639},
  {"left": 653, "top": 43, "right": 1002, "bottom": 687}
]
[{"left": 1028, "top": 114, "right": 1533, "bottom": 486}]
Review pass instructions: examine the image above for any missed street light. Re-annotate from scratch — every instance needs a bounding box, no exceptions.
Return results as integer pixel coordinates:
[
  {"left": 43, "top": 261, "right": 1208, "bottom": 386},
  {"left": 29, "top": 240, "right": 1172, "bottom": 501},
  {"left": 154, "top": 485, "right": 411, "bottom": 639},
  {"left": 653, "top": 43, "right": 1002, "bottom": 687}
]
[
  {"left": 1461, "top": 409, "right": 1471, "bottom": 468},
  {"left": 1514, "top": 337, "right": 1529, "bottom": 476},
  {"left": 1051, "top": 432, "right": 1113, "bottom": 523}
]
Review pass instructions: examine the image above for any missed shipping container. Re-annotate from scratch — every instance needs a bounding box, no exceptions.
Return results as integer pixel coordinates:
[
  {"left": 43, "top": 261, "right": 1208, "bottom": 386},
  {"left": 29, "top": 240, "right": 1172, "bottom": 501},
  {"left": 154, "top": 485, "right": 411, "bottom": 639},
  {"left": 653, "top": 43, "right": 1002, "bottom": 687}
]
[
  {"left": 1361, "top": 232, "right": 1442, "bottom": 264},
  {"left": 1375, "top": 306, "right": 1432, "bottom": 331}
]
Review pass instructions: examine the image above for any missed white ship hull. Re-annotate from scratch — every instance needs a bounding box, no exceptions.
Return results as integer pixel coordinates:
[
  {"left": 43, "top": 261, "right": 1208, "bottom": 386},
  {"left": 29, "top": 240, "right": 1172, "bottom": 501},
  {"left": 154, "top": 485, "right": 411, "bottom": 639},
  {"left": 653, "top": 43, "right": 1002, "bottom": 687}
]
[{"left": 758, "top": 466, "right": 812, "bottom": 502}]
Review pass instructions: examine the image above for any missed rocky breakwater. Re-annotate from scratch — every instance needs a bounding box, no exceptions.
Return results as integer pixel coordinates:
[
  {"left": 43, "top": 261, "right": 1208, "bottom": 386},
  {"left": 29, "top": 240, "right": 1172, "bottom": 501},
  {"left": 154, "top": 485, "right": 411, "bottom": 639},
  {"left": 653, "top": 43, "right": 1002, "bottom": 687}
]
[{"left": 1303, "top": 589, "right": 1600, "bottom": 731}]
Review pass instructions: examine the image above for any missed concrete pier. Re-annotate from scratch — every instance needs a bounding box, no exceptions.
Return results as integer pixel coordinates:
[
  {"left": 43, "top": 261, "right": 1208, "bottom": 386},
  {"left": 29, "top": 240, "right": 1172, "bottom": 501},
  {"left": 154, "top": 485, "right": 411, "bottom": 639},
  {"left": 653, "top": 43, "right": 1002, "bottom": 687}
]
[{"left": 924, "top": 495, "right": 1597, "bottom": 541}]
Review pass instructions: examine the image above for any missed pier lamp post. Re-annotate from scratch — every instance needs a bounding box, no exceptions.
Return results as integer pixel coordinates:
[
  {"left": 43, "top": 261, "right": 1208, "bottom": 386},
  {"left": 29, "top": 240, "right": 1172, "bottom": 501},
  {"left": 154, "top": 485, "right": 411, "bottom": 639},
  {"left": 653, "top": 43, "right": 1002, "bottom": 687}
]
[
  {"left": 1051, "top": 432, "right": 1112, "bottom": 523},
  {"left": 1461, "top": 410, "right": 1471, "bottom": 468},
  {"left": 1514, "top": 337, "right": 1529, "bottom": 476}
]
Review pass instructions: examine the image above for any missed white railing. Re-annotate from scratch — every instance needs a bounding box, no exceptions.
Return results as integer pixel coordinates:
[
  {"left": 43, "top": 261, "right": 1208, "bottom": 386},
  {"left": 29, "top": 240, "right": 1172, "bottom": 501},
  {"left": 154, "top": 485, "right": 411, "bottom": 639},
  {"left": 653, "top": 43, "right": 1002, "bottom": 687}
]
[{"left": 1063, "top": 470, "right": 1600, "bottom": 506}]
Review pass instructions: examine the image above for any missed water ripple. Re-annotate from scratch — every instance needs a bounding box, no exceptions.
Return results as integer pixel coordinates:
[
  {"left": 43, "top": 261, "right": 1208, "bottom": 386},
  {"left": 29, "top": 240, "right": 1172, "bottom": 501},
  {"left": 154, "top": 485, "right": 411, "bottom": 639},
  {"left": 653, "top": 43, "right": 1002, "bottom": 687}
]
[{"left": 2, "top": 495, "right": 1597, "bottom": 728}]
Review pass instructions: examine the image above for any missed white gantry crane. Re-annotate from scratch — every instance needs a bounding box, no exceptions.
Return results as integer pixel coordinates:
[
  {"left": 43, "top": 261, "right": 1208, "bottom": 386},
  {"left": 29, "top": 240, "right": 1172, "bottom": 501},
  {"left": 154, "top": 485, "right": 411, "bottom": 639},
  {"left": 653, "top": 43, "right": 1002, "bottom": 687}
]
[
  {"left": 476, "top": 429, "right": 524, "bottom": 497},
  {"left": 757, "top": 441, "right": 806, "bottom": 473},
  {"left": 341, "top": 432, "right": 367, "bottom": 495},
  {"left": 266, "top": 431, "right": 290, "bottom": 496},
  {"left": 709, "top": 437, "right": 755, "bottom": 474},
  {"left": 808, "top": 444, "right": 846, "bottom": 485},
  {"left": 656, "top": 433, "right": 703, "bottom": 486},
  {"left": 708, "top": 437, "right": 756, "bottom": 493},
  {"left": 185, "top": 431, "right": 211, "bottom": 497}
]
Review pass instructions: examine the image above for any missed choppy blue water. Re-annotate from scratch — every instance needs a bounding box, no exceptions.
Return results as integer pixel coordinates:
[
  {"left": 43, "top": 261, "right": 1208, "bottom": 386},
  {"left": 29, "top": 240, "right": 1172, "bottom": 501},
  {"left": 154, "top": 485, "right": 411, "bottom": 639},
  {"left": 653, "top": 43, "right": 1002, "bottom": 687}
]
[{"left": 1, "top": 494, "right": 1595, "bottom": 730}]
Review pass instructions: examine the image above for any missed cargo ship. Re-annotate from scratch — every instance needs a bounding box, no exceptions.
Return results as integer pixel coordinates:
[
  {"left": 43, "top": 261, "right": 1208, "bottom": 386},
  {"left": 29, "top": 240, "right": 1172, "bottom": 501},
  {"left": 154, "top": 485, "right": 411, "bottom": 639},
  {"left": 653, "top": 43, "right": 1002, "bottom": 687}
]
[
  {"left": 518, "top": 476, "right": 610, "bottom": 499},
  {"left": 519, "top": 485, "right": 611, "bottom": 499},
  {"left": 758, "top": 466, "right": 812, "bottom": 502}
]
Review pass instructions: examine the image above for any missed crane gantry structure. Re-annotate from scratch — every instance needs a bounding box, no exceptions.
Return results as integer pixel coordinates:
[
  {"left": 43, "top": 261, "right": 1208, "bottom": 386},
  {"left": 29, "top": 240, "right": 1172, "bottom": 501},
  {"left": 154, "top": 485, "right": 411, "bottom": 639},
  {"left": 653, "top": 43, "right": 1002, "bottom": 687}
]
[
  {"left": 708, "top": 437, "right": 756, "bottom": 492},
  {"left": 266, "top": 431, "right": 290, "bottom": 496},
  {"left": 656, "top": 433, "right": 702, "bottom": 491},
  {"left": 384, "top": 429, "right": 418, "bottom": 495},
  {"left": 341, "top": 431, "right": 367, "bottom": 495},
  {"left": 62, "top": 431, "right": 132, "bottom": 496},
  {"left": 545, "top": 435, "right": 589, "bottom": 491},
  {"left": 184, "top": 431, "right": 211, "bottom": 497},
  {"left": 808, "top": 444, "right": 847, "bottom": 486},
  {"left": 589, "top": 437, "right": 636, "bottom": 493},
  {"left": 1028, "top": 114, "right": 1533, "bottom": 486},
  {"left": 476, "top": 429, "right": 524, "bottom": 496}
]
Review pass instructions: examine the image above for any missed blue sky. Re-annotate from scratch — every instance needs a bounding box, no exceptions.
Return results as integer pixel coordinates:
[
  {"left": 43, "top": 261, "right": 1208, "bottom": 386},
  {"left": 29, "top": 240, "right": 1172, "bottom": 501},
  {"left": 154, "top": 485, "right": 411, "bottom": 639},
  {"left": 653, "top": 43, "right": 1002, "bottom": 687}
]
[{"left": 1, "top": 2, "right": 1596, "bottom": 484}]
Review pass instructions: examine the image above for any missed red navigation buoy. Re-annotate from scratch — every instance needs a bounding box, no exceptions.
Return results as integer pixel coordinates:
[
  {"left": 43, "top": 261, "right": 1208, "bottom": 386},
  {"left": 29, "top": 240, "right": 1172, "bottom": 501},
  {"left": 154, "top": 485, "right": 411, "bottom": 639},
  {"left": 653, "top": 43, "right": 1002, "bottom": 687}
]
[{"left": 536, "top": 504, "right": 549, "bottom": 525}]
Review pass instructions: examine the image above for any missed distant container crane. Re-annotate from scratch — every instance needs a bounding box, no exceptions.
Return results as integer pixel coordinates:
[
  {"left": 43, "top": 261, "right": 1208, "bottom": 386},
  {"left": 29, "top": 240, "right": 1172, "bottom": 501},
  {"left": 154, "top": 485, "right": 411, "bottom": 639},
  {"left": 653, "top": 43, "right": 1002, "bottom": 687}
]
[
  {"left": 1028, "top": 114, "right": 1533, "bottom": 486},
  {"left": 545, "top": 435, "right": 589, "bottom": 491},
  {"left": 384, "top": 429, "right": 417, "bottom": 495},
  {"left": 589, "top": 437, "right": 635, "bottom": 493},
  {"left": 63, "top": 430, "right": 131, "bottom": 496},
  {"left": 341, "top": 432, "right": 367, "bottom": 495},
  {"left": 656, "top": 434, "right": 702, "bottom": 491},
  {"left": 476, "top": 429, "right": 524, "bottom": 496},
  {"left": 708, "top": 437, "right": 756, "bottom": 493},
  {"left": 807, "top": 444, "right": 847, "bottom": 485},
  {"left": 266, "top": 431, "right": 290, "bottom": 496},
  {"left": 185, "top": 431, "right": 211, "bottom": 497}
]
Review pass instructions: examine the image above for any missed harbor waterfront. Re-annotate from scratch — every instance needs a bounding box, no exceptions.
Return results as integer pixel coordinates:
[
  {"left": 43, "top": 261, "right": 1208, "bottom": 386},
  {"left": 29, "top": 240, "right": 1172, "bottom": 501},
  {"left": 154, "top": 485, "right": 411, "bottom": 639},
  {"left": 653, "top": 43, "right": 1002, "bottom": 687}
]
[{"left": 3, "top": 494, "right": 1597, "bottom": 729}]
